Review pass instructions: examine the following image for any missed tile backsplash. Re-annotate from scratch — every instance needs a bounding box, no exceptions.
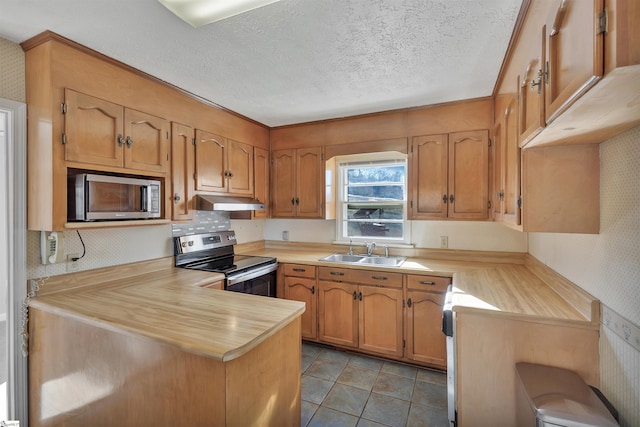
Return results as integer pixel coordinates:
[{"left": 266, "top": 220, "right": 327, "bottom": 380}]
[{"left": 172, "top": 210, "right": 231, "bottom": 236}]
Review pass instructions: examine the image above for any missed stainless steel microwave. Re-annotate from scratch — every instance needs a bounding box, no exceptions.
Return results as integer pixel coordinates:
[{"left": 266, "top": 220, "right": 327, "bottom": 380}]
[{"left": 67, "top": 173, "right": 161, "bottom": 221}]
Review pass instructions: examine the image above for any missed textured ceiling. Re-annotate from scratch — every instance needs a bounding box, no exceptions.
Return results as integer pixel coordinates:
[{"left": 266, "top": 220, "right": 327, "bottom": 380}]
[{"left": 0, "top": 0, "right": 523, "bottom": 127}]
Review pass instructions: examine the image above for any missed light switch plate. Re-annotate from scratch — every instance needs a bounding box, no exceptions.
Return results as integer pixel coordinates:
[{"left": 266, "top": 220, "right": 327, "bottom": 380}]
[{"left": 440, "top": 236, "right": 448, "bottom": 249}]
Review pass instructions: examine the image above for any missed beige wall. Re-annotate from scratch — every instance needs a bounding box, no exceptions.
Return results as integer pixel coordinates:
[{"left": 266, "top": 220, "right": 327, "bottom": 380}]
[
  {"left": 529, "top": 126, "right": 640, "bottom": 427},
  {"left": 0, "top": 37, "right": 25, "bottom": 102}
]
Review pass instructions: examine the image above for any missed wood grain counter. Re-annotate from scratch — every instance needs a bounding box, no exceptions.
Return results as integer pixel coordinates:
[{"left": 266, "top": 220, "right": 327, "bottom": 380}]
[
  {"left": 28, "top": 257, "right": 305, "bottom": 427},
  {"left": 29, "top": 257, "right": 306, "bottom": 361}
]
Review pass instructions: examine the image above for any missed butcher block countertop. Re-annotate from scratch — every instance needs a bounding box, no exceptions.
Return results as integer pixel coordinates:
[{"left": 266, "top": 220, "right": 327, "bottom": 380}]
[
  {"left": 239, "top": 241, "right": 600, "bottom": 328},
  {"left": 29, "top": 257, "right": 306, "bottom": 361}
]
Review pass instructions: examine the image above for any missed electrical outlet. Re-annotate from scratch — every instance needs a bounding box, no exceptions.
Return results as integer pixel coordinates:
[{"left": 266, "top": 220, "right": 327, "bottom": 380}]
[
  {"left": 67, "top": 253, "right": 80, "bottom": 272},
  {"left": 282, "top": 231, "right": 289, "bottom": 241},
  {"left": 440, "top": 236, "right": 448, "bottom": 249}
]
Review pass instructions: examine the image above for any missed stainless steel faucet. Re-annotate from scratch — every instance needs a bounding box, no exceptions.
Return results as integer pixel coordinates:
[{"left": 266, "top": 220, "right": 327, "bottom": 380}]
[
  {"left": 366, "top": 242, "right": 376, "bottom": 256},
  {"left": 348, "top": 237, "right": 354, "bottom": 255}
]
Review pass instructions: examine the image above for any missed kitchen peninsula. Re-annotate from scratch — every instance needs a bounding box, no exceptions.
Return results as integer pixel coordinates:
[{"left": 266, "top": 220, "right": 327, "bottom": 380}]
[{"left": 27, "top": 258, "right": 305, "bottom": 427}]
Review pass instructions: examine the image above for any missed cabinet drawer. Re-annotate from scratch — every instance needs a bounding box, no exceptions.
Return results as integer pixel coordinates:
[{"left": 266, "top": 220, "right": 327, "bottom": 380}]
[
  {"left": 406, "top": 274, "right": 451, "bottom": 292},
  {"left": 318, "top": 266, "right": 352, "bottom": 282},
  {"left": 283, "top": 264, "right": 317, "bottom": 278},
  {"left": 350, "top": 269, "right": 403, "bottom": 288}
]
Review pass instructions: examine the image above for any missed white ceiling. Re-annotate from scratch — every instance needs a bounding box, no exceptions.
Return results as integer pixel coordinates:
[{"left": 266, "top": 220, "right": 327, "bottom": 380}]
[{"left": 0, "top": 0, "right": 523, "bottom": 127}]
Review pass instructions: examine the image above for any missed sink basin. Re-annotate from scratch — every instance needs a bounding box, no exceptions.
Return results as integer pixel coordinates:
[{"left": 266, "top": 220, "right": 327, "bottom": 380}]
[
  {"left": 318, "top": 254, "right": 367, "bottom": 263},
  {"left": 318, "top": 253, "right": 407, "bottom": 267},
  {"left": 358, "top": 256, "right": 407, "bottom": 267}
]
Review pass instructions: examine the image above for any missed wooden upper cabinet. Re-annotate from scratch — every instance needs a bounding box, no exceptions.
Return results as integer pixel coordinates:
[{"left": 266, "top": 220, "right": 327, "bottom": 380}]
[
  {"left": 195, "top": 129, "right": 227, "bottom": 193},
  {"left": 170, "top": 122, "right": 195, "bottom": 221},
  {"left": 64, "top": 89, "right": 124, "bottom": 167},
  {"left": 411, "top": 131, "right": 489, "bottom": 220},
  {"left": 411, "top": 134, "right": 448, "bottom": 219},
  {"left": 494, "top": 96, "right": 522, "bottom": 227},
  {"left": 518, "top": 29, "right": 545, "bottom": 146},
  {"left": 544, "top": 0, "right": 604, "bottom": 123},
  {"left": 253, "top": 147, "right": 270, "bottom": 218},
  {"left": 271, "top": 149, "right": 297, "bottom": 217},
  {"left": 227, "top": 139, "right": 254, "bottom": 196},
  {"left": 64, "top": 89, "right": 168, "bottom": 174},
  {"left": 448, "top": 130, "right": 490, "bottom": 220},
  {"left": 123, "top": 109, "right": 169, "bottom": 173},
  {"left": 271, "top": 147, "right": 324, "bottom": 218}
]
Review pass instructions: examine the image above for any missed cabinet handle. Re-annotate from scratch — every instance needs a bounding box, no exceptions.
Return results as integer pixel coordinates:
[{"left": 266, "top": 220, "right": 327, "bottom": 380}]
[
  {"left": 449, "top": 194, "right": 454, "bottom": 204},
  {"left": 173, "top": 193, "right": 181, "bottom": 203},
  {"left": 292, "top": 268, "right": 306, "bottom": 272},
  {"left": 125, "top": 136, "right": 133, "bottom": 147},
  {"left": 407, "top": 298, "right": 412, "bottom": 308},
  {"left": 442, "top": 194, "right": 447, "bottom": 204},
  {"left": 358, "top": 292, "right": 362, "bottom": 301},
  {"left": 330, "top": 272, "right": 344, "bottom": 276},
  {"left": 419, "top": 281, "right": 436, "bottom": 286},
  {"left": 311, "top": 285, "right": 315, "bottom": 295},
  {"left": 353, "top": 291, "right": 357, "bottom": 300},
  {"left": 291, "top": 198, "right": 295, "bottom": 206},
  {"left": 295, "top": 197, "right": 300, "bottom": 205},
  {"left": 371, "top": 276, "right": 388, "bottom": 281},
  {"left": 228, "top": 171, "right": 234, "bottom": 178},
  {"left": 117, "top": 134, "right": 124, "bottom": 147},
  {"left": 530, "top": 69, "right": 543, "bottom": 94}
]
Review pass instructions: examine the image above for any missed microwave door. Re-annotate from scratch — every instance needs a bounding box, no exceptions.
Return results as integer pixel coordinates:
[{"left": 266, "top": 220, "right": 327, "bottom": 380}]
[{"left": 85, "top": 178, "right": 149, "bottom": 220}]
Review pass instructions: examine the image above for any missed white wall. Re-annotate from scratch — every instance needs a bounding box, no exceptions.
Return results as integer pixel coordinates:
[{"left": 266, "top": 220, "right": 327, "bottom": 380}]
[
  {"left": 263, "top": 218, "right": 527, "bottom": 252},
  {"left": 528, "top": 126, "right": 640, "bottom": 426},
  {"left": 0, "top": 111, "right": 7, "bottom": 319}
]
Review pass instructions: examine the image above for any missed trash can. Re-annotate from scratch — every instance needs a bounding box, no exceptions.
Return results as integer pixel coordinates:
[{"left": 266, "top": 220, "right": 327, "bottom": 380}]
[{"left": 516, "top": 362, "right": 619, "bottom": 427}]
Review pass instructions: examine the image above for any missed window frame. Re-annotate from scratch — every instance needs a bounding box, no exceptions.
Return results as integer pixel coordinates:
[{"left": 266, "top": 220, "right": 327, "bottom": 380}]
[{"left": 334, "top": 152, "right": 411, "bottom": 245}]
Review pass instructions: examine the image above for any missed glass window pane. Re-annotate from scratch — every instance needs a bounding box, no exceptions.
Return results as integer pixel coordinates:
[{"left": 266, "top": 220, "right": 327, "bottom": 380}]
[
  {"left": 346, "top": 221, "right": 404, "bottom": 238},
  {"left": 346, "top": 165, "right": 405, "bottom": 184},
  {"left": 346, "top": 205, "right": 404, "bottom": 220},
  {"left": 346, "top": 185, "right": 404, "bottom": 201}
]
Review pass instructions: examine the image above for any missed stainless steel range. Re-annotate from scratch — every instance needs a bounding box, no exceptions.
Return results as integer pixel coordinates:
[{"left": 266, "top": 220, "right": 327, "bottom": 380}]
[{"left": 174, "top": 230, "right": 278, "bottom": 297}]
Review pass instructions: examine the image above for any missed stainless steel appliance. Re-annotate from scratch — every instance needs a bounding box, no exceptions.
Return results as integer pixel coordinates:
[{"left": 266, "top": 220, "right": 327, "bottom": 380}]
[
  {"left": 442, "top": 284, "right": 456, "bottom": 426},
  {"left": 68, "top": 173, "right": 161, "bottom": 221},
  {"left": 174, "top": 230, "right": 278, "bottom": 297}
]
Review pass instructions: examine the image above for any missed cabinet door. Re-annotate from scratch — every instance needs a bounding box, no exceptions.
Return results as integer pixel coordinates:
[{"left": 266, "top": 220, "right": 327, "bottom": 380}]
[
  {"left": 502, "top": 96, "right": 521, "bottom": 226},
  {"left": 318, "top": 281, "right": 358, "bottom": 348},
  {"left": 123, "top": 109, "right": 168, "bottom": 173},
  {"left": 447, "top": 130, "right": 489, "bottom": 219},
  {"left": 271, "top": 149, "right": 297, "bottom": 217},
  {"left": 296, "top": 147, "right": 324, "bottom": 218},
  {"left": 491, "top": 120, "right": 504, "bottom": 222},
  {"left": 227, "top": 139, "right": 254, "bottom": 196},
  {"left": 411, "top": 134, "right": 448, "bottom": 219},
  {"left": 170, "top": 122, "right": 194, "bottom": 221},
  {"left": 253, "top": 147, "right": 270, "bottom": 219},
  {"left": 64, "top": 89, "right": 124, "bottom": 167},
  {"left": 544, "top": 0, "right": 604, "bottom": 123},
  {"left": 405, "top": 291, "right": 446, "bottom": 368},
  {"left": 518, "top": 30, "right": 545, "bottom": 147},
  {"left": 285, "top": 276, "right": 317, "bottom": 340},
  {"left": 195, "top": 129, "right": 227, "bottom": 192},
  {"left": 358, "top": 286, "right": 403, "bottom": 357}
]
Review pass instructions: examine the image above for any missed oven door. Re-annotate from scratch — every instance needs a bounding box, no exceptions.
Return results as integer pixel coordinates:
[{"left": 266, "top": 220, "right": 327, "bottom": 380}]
[
  {"left": 442, "top": 284, "right": 456, "bottom": 426},
  {"left": 225, "top": 263, "right": 278, "bottom": 297}
]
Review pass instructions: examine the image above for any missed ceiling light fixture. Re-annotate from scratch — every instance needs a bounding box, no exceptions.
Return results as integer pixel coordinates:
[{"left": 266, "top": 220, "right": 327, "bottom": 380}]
[{"left": 158, "top": 0, "right": 281, "bottom": 28}]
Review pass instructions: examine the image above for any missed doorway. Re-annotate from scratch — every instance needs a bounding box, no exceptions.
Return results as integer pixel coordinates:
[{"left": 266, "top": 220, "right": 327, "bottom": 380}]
[{"left": 0, "top": 98, "right": 28, "bottom": 424}]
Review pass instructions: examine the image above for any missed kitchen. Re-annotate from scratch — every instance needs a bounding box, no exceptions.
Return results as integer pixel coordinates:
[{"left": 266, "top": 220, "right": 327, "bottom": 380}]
[{"left": 0, "top": 0, "right": 639, "bottom": 426}]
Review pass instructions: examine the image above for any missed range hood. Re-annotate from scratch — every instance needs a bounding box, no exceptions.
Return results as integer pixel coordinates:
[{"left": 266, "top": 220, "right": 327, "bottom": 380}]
[{"left": 196, "top": 194, "right": 265, "bottom": 211}]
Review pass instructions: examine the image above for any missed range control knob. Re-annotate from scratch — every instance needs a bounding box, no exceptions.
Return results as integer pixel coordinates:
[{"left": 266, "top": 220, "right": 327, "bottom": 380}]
[{"left": 188, "top": 241, "right": 194, "bottom": 246}]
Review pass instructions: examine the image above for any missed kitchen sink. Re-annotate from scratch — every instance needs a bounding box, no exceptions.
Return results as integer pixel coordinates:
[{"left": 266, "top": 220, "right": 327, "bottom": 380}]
[
  {"left": 318, "top": 253, "right": 407, "bottom": 267},
  {"left": 318, "top": 254, "right": 367, "bottom": 263}
]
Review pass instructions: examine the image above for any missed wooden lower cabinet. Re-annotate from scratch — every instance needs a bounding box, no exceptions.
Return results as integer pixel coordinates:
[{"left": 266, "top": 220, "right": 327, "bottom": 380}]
[
  {"left": 358, "top": 286, "right": 403, "bottom": 357},
  {"left": 285, "top": 276, "right": 318, "bottom": 340},
  {"left": 318, "top": 281, "right": 359, "bottom": 348},
  {"left": 405, "top": 290, "right": 446, "bottom": 368}
]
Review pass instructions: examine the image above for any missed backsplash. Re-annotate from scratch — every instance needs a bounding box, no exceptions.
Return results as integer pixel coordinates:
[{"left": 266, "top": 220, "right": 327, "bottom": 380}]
[
  {"left": 172, "top": 210, "right": 231, "bottom": 236},
  {"left": 0, "top": 37, "right": 25, "bottom": 103}
]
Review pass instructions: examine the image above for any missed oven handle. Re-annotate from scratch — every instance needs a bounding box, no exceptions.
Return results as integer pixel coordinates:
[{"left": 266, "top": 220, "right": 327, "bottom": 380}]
[{"left": 226, "top": 262, "right": 278, "bottom": 285}]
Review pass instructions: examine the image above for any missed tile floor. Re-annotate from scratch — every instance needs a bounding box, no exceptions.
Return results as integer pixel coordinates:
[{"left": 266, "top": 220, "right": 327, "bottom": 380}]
[{"left": 301, "top": 342, "right": 448, "bottom": 427}]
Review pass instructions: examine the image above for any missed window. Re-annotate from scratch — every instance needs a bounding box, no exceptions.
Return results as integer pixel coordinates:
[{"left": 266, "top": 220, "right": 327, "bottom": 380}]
[{"left": 336, "top": 153, "right": 409, "bottom": 243}]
